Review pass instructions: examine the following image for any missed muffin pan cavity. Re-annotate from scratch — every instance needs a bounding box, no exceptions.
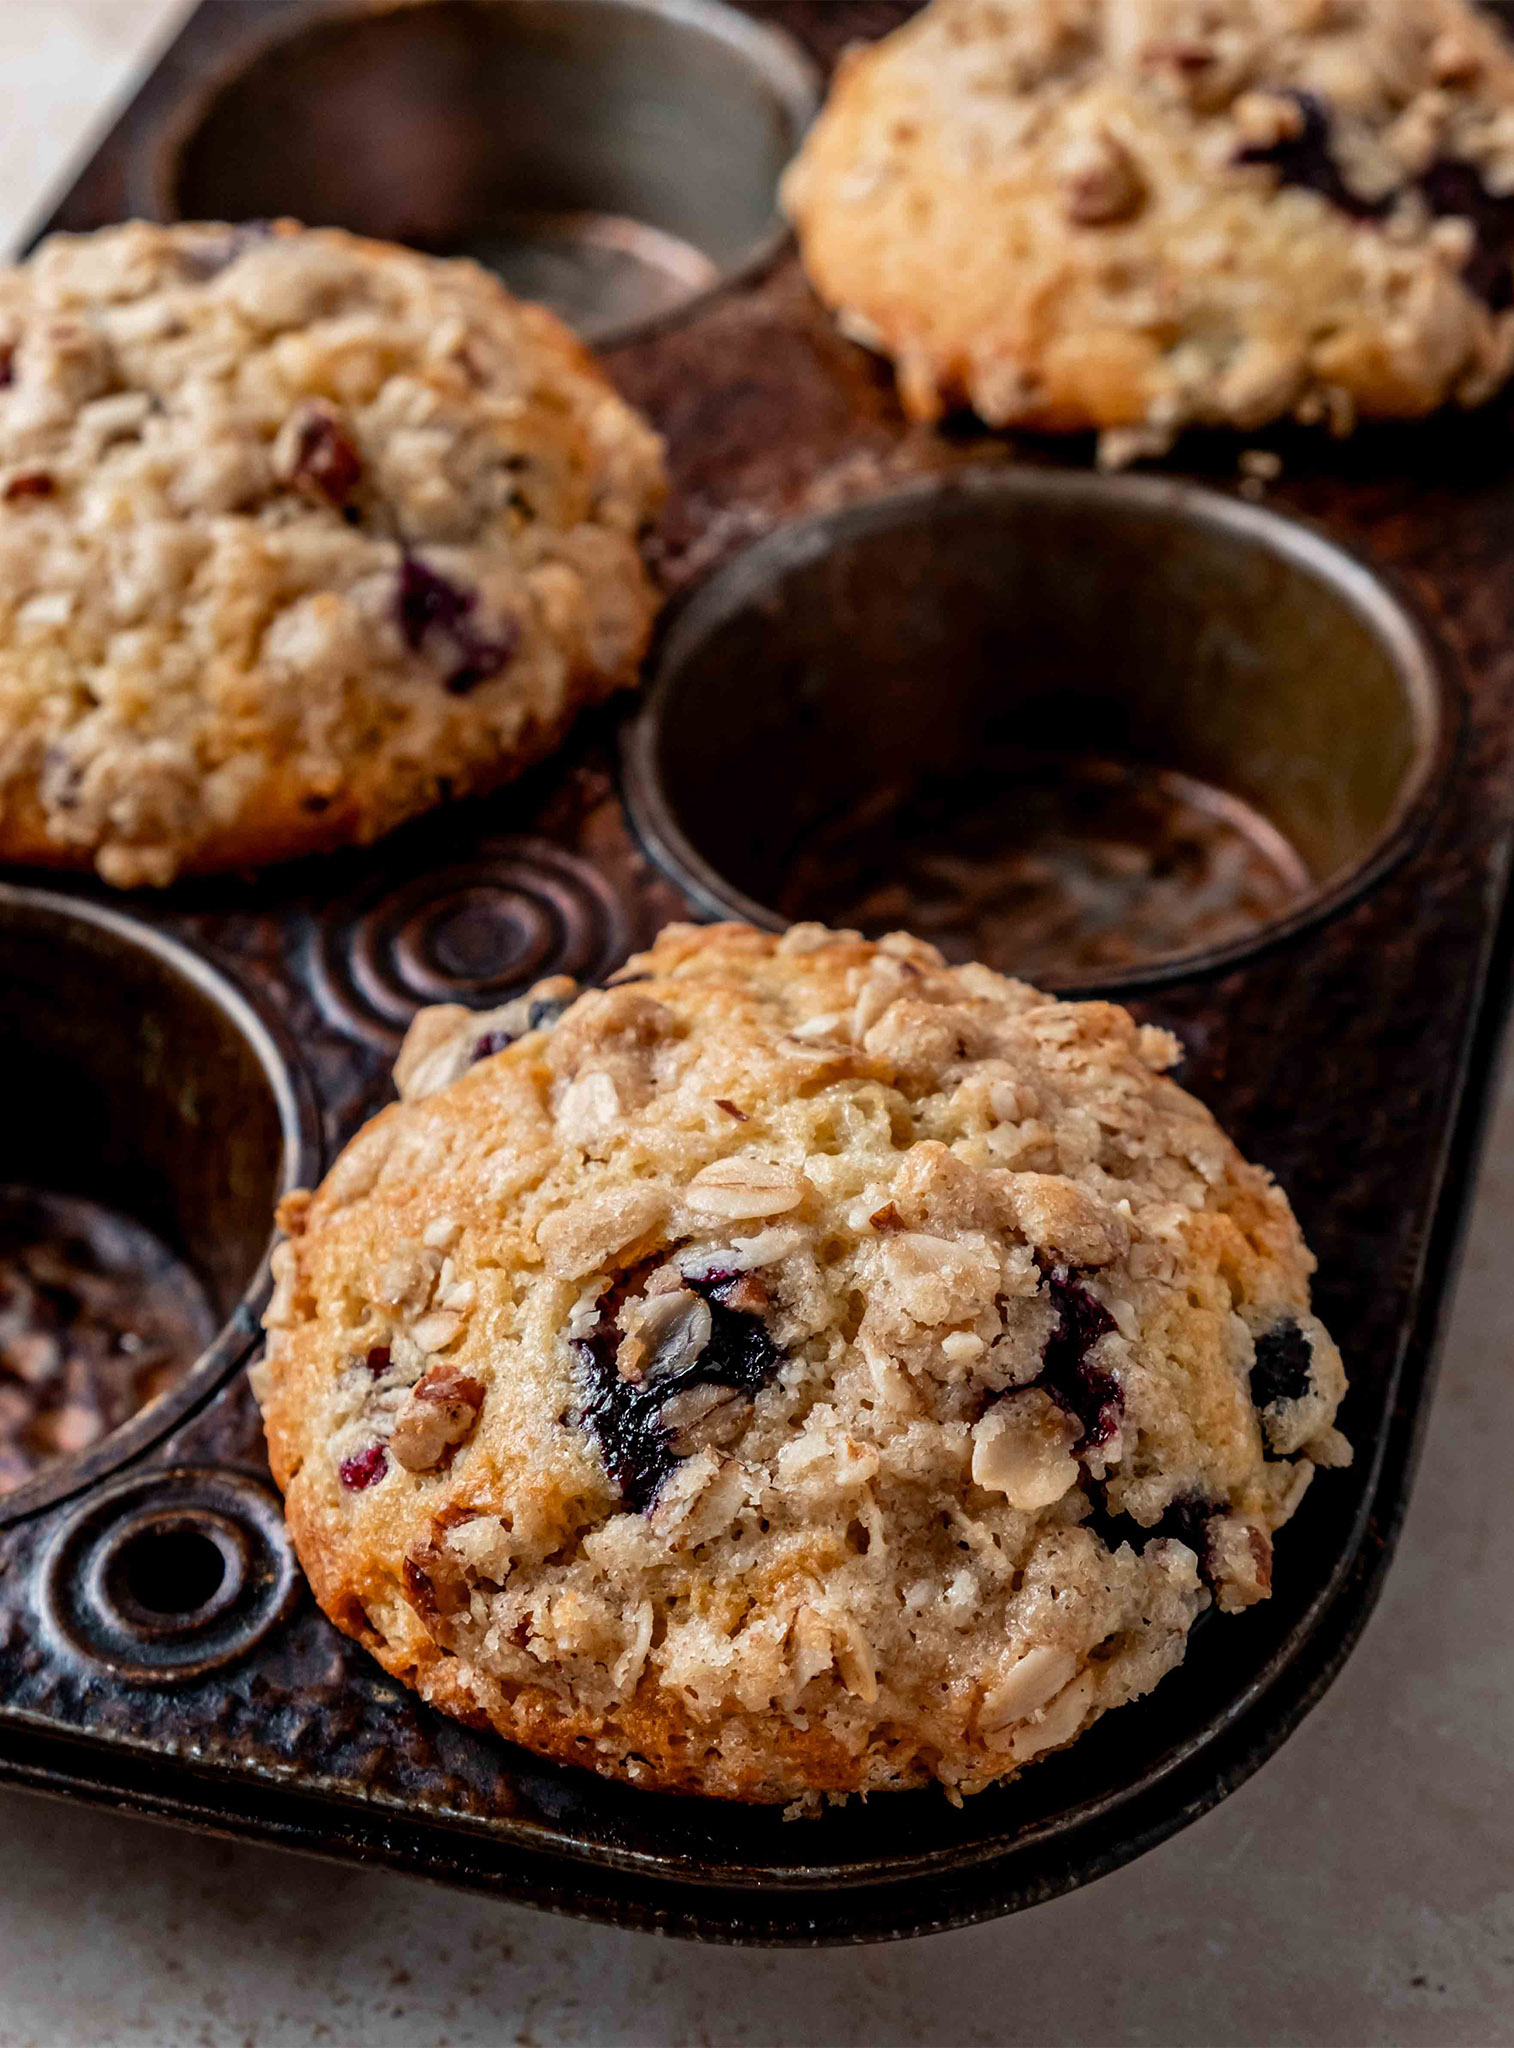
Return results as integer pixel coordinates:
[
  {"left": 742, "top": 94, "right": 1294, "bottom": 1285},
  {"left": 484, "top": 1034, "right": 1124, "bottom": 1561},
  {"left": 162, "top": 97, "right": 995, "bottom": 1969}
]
[
  {"left": 153, "top": 0, "right": 819, "bottom": 345},
  {"left": 624, "top": 472, "right": 1454, "bottom": 990},
  {"left": 0, "top": 886, "right": 315, "bottom": 1521}
]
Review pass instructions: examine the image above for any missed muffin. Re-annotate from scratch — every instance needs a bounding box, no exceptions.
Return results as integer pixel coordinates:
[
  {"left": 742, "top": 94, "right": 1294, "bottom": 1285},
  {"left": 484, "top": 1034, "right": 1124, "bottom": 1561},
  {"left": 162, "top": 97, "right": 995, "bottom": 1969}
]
[
  {"left": 781, "top": 0, "right": 1514, "bottom": 460},
  {"left": 0, "top": 220, "right": 664, "bottom": 885},
  {"left": 253, "top": 920, "right": 1348, "bottom": 1805}
]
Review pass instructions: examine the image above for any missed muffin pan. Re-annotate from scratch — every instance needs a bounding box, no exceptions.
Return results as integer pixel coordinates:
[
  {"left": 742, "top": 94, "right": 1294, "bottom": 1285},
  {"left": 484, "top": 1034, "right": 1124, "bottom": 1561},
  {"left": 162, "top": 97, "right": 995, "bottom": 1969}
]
[{"left": 1, "top": 0, "right": 1511, "bottom": 1946}]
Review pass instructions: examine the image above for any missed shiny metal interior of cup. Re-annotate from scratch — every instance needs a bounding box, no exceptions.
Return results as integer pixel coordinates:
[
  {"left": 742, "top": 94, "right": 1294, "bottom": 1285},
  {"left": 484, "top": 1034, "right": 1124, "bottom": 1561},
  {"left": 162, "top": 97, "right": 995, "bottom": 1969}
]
[
  {"left": 154, "top": 0, "right": 819, "bottom": 345},
  {"left": 0, "top": 888, "right": 309, "bottom": 1516},
  {"left": 622, "top": 472, "right": 1454, "bottom": 990}
]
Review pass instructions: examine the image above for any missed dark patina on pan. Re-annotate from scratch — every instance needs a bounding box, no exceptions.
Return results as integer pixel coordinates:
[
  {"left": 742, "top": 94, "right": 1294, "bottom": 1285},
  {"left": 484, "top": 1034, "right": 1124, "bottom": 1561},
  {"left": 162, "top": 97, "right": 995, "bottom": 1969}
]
[{"left": 0, "top": 0, "right": 1508, "bottom": 1945}]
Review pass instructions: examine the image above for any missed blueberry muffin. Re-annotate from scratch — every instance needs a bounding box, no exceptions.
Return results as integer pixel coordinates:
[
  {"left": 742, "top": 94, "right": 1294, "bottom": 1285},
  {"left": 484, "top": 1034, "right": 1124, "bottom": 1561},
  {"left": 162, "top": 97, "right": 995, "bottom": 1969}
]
[
  {"left": 0, "top": 221, "right": 664, "bottom": 885},
  {"left": 253, "top": 922, "right": 1348, "bottom": 1805},
  {"left": 781, "top": 0, "right": 1514, "bottom": 460}
]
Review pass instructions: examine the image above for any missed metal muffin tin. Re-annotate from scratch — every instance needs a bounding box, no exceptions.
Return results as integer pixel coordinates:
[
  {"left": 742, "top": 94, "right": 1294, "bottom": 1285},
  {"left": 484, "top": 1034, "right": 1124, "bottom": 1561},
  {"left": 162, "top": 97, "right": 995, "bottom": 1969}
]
[
  {"left": 2, "top": 0, "right": 1511, "bottom": 1946},
  {"left": 152, "top": 0, "right": 820, "bottom": 346}
]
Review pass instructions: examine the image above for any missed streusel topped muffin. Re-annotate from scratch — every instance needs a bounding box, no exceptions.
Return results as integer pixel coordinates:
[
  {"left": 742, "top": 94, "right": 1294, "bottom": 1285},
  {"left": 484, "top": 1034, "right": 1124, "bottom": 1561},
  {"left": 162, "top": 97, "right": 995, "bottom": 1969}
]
[
  {"left": 0, "top": 221, "right": 664, "bottom": 884},
  {"left": 782, "top": 0, "right": 1514, "bottom": 458},
  {"left": 254, "top": 921, "right": 1347, "bottom": 1804}
]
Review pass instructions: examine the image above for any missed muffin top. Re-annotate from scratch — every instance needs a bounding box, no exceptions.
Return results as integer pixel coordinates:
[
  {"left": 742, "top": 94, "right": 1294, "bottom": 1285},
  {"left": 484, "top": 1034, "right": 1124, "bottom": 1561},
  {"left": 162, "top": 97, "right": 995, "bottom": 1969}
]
[
  {"left": 0, "top": 220, "right": 664, "bottom": 885},
  {"left": 782, "top": 0, "right": 1514, "bottom": 456},
  {"left": 254, "top": 920, "right": 1347, "bottom": 1805}
]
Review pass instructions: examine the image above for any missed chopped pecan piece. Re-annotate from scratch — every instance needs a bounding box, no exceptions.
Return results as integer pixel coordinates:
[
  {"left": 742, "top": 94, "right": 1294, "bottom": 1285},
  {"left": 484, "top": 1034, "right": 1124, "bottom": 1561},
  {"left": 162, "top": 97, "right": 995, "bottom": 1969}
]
[
  {"left": 403, "top": 1538, "right": 471, "bottom": 1623},
  {"left": 1058, "top": 129, "right": 1146, "bottom": 225},
  {"left": 389, "top": 1362, "right": 486, "bottom": 1472}
]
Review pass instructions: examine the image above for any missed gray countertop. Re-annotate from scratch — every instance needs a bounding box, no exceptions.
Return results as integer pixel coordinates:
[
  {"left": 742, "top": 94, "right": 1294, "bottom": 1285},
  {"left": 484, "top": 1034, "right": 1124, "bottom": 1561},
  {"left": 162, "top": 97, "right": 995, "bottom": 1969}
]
[{"left": 1, "top": 7, "right": 1511, "bottom": 2042}]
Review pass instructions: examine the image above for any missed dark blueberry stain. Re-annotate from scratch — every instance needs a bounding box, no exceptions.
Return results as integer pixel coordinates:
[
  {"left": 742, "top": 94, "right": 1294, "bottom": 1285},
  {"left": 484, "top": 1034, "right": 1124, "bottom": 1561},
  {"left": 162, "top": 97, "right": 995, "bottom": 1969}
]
[
  {"left": 1249, "top": 1316, "right": 1314, "bottom": 1413},
  {"left": 1234, "top": 93, "right": 1514, "bottom": 309},
  {"left": 1081, "top": 1480, "right": 1225, "bottom": 1589},
  {"left": 395, "top": 555, "right": 521, "bottom": 695},
  {"left": 1419, "top": 157, "right": 1514, "bottom": 309},
  {"left": 572, "top": 1270, "right": 784, "bottom": 1511},
  {"left": 443, "top": 630, "right": 523, "bottom": 696},
  {"left": 1234, "top": 91, "right": 1389, "bottom": 220},
  {"left": 527, "top": 994, "right": 572, "bottom": 1032},
  {"left": 363, "top": 1344, "right": 392, "bottom": 1377},
  {"left": 1156, "top": 1491, "right": 1222, "bottom": 1561},
  {"left": 339, "top": 1443, "right": 388, "bottom": 1491},
  {"left": 469, "top": 995, "right": 572, "bottom": 1065},
  {"left": 0, "top": 344, "right": 13, "bottom": 389},
  {"left": 1037, "top": 1262, "right": 1122, "bottom": 1451},
  {"left": 395, "top": 555, "right": 468, "bottom": 647}
]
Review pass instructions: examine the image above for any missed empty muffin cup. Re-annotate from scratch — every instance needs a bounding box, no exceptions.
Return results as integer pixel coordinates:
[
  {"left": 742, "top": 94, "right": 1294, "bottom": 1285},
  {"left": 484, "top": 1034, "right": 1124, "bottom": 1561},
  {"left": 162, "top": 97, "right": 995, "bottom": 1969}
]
[
  {"left": 0, "top": 887, "right": 315, "bottom": 1518},
  {"left": 150, "top": 0, "right": 819, "bottom": 345},
  {"left": 621, "top": 472, "right": 1455, "bottom": 990}
]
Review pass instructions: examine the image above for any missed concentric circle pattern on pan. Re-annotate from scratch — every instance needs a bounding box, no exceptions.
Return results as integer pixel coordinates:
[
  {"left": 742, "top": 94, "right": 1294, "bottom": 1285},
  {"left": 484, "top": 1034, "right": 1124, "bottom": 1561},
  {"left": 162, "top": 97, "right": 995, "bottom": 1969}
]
[
  {"left": 254, "top": 921, "right": 1348, "bottom": 1806},
  {"left": 782, "top": 0, "right": 1514, "bottom": 457},
  {"left": 0, "top": 221, "right": 665, "bottom": 885}
]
